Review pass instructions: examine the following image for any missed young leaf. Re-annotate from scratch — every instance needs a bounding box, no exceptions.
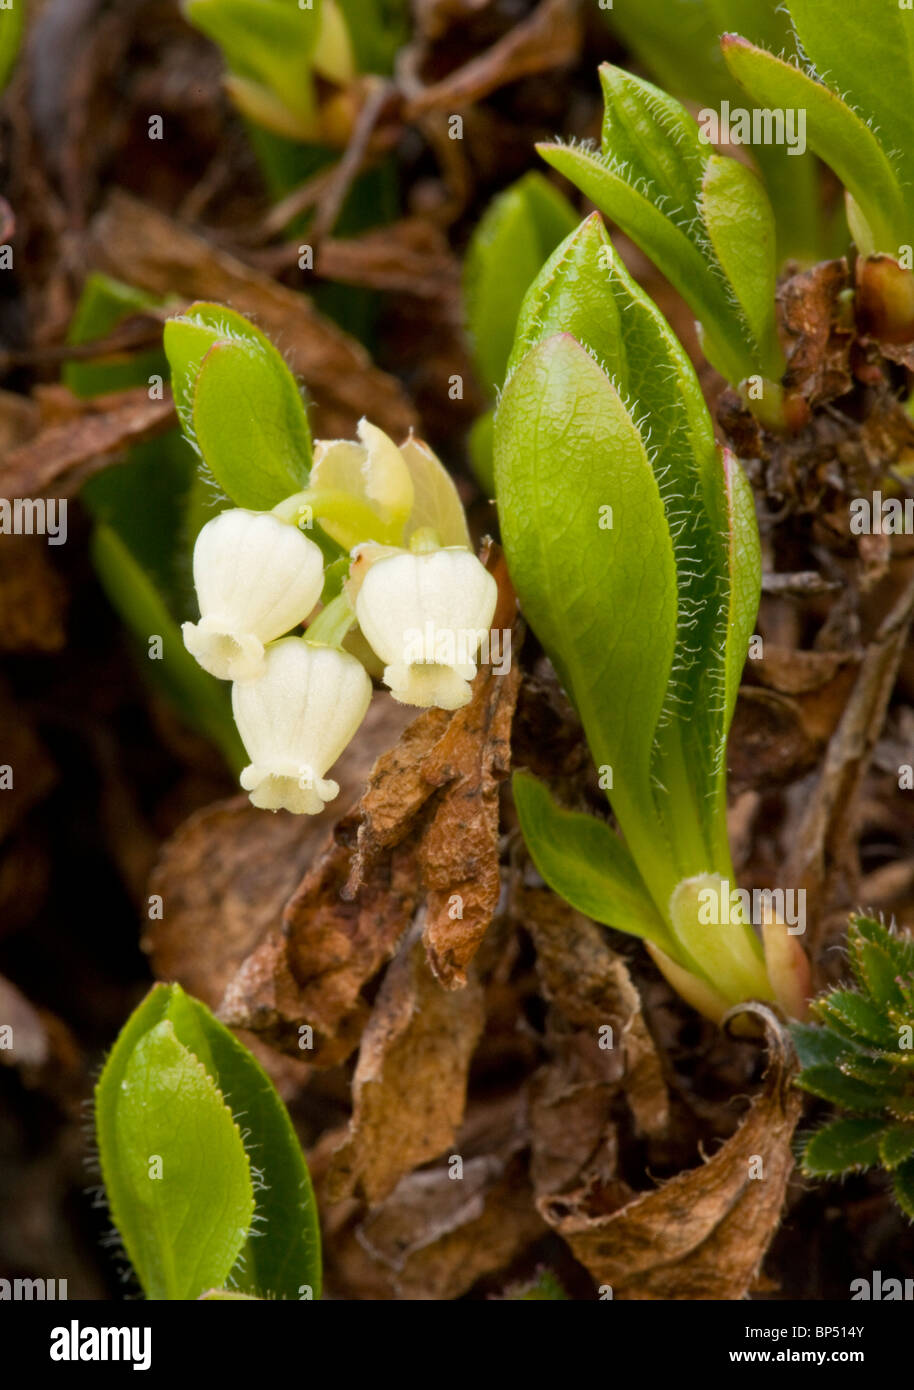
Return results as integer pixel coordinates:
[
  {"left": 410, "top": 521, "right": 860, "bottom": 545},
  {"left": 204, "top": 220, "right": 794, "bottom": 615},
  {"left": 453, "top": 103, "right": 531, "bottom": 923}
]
[
  {"left": 508, "top": 215, "right": 760, "bottom": 875},
  {"left": 538, "top": 64, "right": 781, "bottom": 385},
  {"left": 795, "top": 1065, "right": 888, "bottom": 1114},
  {"left": 164, "top": 302, "right": 312, "bottom": 509},
  {"left": 64, "top": 272, "right": 170, "bottom": 399},
  {"left": 100, "top": 1015, "right": 255, "bottom": 1301},
  {"left": 162, "top": 989, "right": 322, "bottom": 1300},
  {"left": 800, "top": 1117, "right": 887, "bottom": 1176},
  {"left": 892, "top": 1159, "right": 914, "bottom": 1220},
  {"left": 184, "top": 0, "right": 323, "bottom": 133},
  {"left": 0, "top": 0, "right": 25, "bottom": 92},
  {"left": 879, "top": 1126, "right": 914, "bottom": 1171},
  {"left": 463, "top": 171, "right": 579, "bottom": 396},
  {"left": 792, "top": 1021, "right": 850, "bottom": 1070},
  {"left": 700, "top": 155, "right": 781, "bottom": 379},
  {"left": 786, "top": 0, "right": 914, "bottom": 230},
  {"left": 495, "top": 331, "right": 679, "bottom": 904},
  {"left": 600, "top": 0, "right": 825, "bottom": 262},
  {"left": 813, "top": 989, "right": 898, "bottom": 1049},
  {"left": 96, "top": 985, "right": 322, "bottom": 1300},
  {"left": 511, "top": 770, "right": 673, "bottom": 952},
  {"left": 721, "top": 35, "right": 907, "bottom": 255}
]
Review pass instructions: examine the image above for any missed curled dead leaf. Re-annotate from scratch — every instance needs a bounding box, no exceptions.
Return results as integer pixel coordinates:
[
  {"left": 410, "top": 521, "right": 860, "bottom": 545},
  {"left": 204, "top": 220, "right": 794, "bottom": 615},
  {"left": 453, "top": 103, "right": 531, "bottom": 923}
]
[
  {"left": 538, "top": 1014, "right": 802, "bottom": 1299},
  {"left": 326, "top": 928, "right": 485, "bottom": 1204}
]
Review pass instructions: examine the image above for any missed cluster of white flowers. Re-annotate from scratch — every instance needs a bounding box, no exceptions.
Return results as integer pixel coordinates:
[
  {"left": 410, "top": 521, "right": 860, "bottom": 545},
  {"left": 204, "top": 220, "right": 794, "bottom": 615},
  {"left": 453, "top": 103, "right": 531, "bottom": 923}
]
[{"left": 182, "top": 421, "right": 498, "bottom": 815}]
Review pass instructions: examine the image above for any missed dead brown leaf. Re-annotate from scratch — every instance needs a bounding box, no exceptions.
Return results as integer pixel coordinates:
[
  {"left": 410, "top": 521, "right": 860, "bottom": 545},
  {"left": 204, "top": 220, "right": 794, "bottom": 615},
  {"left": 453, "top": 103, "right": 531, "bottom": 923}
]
[
  {"left": 779, "top": 257, "right": 854, "bottom": 414},
  {"left": 539, "top": 1015, "right": 802, "bottom": 1299},
  {"left": 326, "top": 929, "right": 485, "bottom": 1204},
  {"left": 523, "top": 886, "right": 669, "bottom": 1166},
  {"left": 221, "top": 546, "right": 521, "bottom": 1058},
  {"left": 0, "top": 386, "right": 175, "bottom": 499},
  {"left": 88, "top": 191, "right": 416, "bottom": 439},
  {"left": 315, "top": 219, "right": 460, "bottom": 299}
]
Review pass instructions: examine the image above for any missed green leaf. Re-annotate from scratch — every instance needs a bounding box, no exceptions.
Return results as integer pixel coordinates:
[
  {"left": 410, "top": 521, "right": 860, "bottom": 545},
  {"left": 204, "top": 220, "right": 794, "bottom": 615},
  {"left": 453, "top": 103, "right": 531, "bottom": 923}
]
[
  {"left": 879, "top": 1126, "right": 914, "bottom": 1171},
  {"left": 164, "top": 302, "right": 312, "bottom": 510},
  {"left": 99, "top": 1014, "right": 255, "bottom": 1300},
  {"left": 813, "top": 989, "right": 898, "bottom": 1050},
  {"left": 495, "top": 331, "right": 679, "bottom": 905},
  {"left": 538, "top": 64, "right": 778, "bottom": 385},
  {"left": 508, "top": 215, "right": 759, "bottom": 874},
  {"left": 0, "top": 0, "right": 25, "bottom": 92},
  {"left": 700, "top": 155, "right": 782, "bottom": 379},
  {"left": 336, "top": 0, "right": 411, "bottom": 76},
  {"left": 162, "top": 990, "right": 322, "bottom": 1300},
  {"left": 467, "top": 408, "right": 495, "bottom": 495},
  {"left": 786, "top": 0, "right": 914, "bottom": 229},
  {"left": 184, "top": 0, "right": 322, "bottom": 127},
  {"left": 849, "top": 915, "right": 914, "bottom": 978},
  {"left": 91, "top": 524, "right": 245, "bottom": 773},
  {"left": 791, "top": 1021, "right": 850, "bottom": 1070},
  {"left": 64, "top": 273, "right": 170, "bottom": 399},
  {"left": 96, "top": 985, "right": 321, "bottom": 1300},
  {"left": 795, "top": 1064, "right": 888, "bottom": 1114},
  {"left": 849, "top": 939, "right": 907, "bottom": 1013},
  {"left": 512, "top": 770, "right": 673, "bottom": 951},
  {"left": 463, "top": 171, "right": 578, "bottom": 395},
  {"left": 800, "top": 1117, "right": 887, "bottom": 1176},
  {"left": 600, "top": 0, "right": 825, "bottom": 262},
  {"left": 892, "top": 1158, "right": 914, "bottom": 1220},
  {"left": 721, "top": 35, "right": 907, "bottom": 254}
]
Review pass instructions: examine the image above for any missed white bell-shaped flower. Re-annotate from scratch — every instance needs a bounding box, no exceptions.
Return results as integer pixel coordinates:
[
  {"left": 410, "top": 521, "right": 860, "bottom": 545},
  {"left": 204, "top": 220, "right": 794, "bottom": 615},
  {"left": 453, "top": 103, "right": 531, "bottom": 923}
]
[
  {"left": 183, "top": 509, "right": 324, "bottom": 681},
  {"left": 355, "top": 548, "right": 498, "bottom": 710},
  {"left": 232, "top": 637, "right": 372, "bottom": 815}
]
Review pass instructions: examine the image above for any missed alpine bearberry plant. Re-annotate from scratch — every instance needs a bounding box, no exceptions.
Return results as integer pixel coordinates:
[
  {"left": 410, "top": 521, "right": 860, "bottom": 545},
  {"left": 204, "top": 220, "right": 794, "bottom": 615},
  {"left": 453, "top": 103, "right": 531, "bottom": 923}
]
[{"left": 494, "top": 211, "right": 808, "bottom": 1023}]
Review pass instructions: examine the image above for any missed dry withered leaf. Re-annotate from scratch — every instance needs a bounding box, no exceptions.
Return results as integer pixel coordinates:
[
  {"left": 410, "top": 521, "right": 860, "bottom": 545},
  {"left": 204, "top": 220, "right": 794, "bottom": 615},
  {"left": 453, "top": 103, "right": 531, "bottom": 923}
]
[
  {"left": 88, "top": 191, "right": 416, "bottom": 439},
  {"left": 219, "top": 814, "right": 420, "bottom": 1065},
  {"left": 785, "top": 569, "right": 914, "bottom": 953},
  {"left": 356, "top": 1154, "right": 544, "bottom": 1300},
  {"left": 539, "top": 1014, "right": 802, "bottom": 1299},
  {"left": 779, "top": 257, "right": 854, "bottom": 412},
  {"left": 326, "top": 928, "right": 485, "bottom": 1204},
  {"left": 221, "top": 547, "right": 521, "bottom": 1057},
  {"left": 145, "top": 798, "right": 322, "bottom": 1009},
  {"left": 523, "top": 886, "right": 669, "bottom": 1149},
  {"left": 751, "top": 644, "right": 857, "bottom": 697},
  {"left": 347, "top": 543, "right": 521, "bottom": 987},
  {"left": 0, "top": 386, "right": 175, "bottom": 499},
  {"left": 314, "top": 219, "right": 460, "bottom": 299},
  {"left": 402, "top": 0, "right": 582, "bottom": 116},
  {"left": 149, "top": 697, "right": 413, "bottom": 1044},
  {"left": 728, "top": 687, "right": 822, "bottom": 792}
]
